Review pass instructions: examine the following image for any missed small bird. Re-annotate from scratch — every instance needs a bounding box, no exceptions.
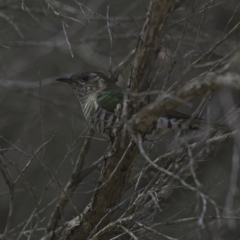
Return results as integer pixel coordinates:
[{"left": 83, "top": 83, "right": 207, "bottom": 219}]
[{"left": 56, "top": 72, "right": 206, "bottom": 139}]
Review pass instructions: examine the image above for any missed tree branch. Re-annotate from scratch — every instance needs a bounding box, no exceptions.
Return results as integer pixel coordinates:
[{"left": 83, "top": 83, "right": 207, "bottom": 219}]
[
  {"left": 128, "top": 0, "right": 185, "bottom": 92},
  {"left": 130, "top": 56, "right": 240, "bottom": 133},
  {"left": 47, "top": 128, "right": 94, "bottom": 232},
  {"left": 42, "top": 1, "right": 185, "bottom": 239}
]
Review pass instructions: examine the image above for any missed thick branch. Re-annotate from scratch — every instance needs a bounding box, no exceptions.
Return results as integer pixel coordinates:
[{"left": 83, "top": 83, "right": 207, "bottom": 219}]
[
  {"left": 42, "top": 1, "right": 185, "bottom": 240},
  {"left": 128, "top": 0, "right": 185, "bottom": 91},
  {"left": 130, "top": 71, "right": 240, "bottom": 133},
  {"left": 42, "top": 136, "right": 138, "bottom": 240}
]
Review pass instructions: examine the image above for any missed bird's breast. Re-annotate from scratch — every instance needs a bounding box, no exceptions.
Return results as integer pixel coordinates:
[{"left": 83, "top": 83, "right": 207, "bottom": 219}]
[{"left": 76, "top": 88, "right": 121, "bottom": 138}]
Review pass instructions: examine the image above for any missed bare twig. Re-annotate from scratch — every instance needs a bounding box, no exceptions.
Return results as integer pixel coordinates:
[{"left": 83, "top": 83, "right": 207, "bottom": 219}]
[
  {"left": 106, "top": 5, "right": 113, "bottom": 74},
  {"left": 47, "top": 128, "right": 94, "bottom": 232},
  {"left": 62, "top": 21, "right": 74, "bottom": 58},
  {"left": 110, "top": 49, "right": 136, "bottom": 81},
  {"left": 0, "top": 155, "right": 14, "bottom": 240}
]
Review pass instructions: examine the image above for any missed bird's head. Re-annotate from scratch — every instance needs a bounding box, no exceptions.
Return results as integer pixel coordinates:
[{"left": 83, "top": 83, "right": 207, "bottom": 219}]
[{"left": 56, "top": 72, "right": 109, "bottom": 92}]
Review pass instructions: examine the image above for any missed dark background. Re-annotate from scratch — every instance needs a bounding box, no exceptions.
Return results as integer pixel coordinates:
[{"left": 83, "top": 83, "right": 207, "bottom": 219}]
[{"left": 1, "top": 0, "right": 240, "bottom": 239}]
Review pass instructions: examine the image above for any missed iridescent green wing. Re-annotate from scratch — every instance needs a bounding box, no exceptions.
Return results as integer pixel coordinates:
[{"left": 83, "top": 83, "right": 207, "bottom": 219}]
[{"left": 97, "top": 88, "right": 123, "bottom": 112}]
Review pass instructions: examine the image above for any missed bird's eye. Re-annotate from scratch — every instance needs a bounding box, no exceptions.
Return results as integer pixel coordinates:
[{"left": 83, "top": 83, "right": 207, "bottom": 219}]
[{"left": 82, "top": 75, "right": 89, "bottom": 81}]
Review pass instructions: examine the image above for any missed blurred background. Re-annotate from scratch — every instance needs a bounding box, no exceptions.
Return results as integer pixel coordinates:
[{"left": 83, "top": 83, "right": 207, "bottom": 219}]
[{"left": 1, "top": 0, "right": 240, "bottom": 239}]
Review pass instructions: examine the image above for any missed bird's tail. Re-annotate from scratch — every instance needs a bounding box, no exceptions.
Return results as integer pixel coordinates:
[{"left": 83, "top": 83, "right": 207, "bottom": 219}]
[{"left": 147, "top": 111, "right": 227, "bottom": 136}]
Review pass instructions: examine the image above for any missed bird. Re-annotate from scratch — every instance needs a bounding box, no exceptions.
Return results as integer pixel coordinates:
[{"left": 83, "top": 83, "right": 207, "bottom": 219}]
[{"left": 56, "top": 72, "right": 210, "bottom": 140}]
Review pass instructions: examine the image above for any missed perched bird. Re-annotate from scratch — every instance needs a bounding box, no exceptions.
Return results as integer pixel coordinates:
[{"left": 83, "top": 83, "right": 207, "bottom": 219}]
[{"left": 56, "top": 72, "right": 206, "bottom": 139}]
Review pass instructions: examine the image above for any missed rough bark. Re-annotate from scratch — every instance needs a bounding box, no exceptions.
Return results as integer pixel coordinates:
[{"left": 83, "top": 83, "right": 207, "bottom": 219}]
[{"left": 42, "top": 1, "right": 185, "bottom": 239}]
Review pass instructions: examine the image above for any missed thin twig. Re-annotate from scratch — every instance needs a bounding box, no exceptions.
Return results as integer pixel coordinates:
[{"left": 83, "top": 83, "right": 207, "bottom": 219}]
[{"left": 47, "top": 128, "right": 94, "bottom": 232}]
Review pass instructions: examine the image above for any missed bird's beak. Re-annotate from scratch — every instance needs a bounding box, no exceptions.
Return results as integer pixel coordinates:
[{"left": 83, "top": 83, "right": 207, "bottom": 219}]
[{"left": 56, "top": 77, "right": 73, "bottom": 84}]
